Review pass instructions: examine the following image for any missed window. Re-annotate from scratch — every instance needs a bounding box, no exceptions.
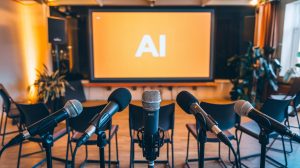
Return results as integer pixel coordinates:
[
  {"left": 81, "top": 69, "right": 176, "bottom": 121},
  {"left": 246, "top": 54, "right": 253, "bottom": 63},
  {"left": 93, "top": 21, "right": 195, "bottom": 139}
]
[
  {"left": 298, "top": 38, "right": 300, "bottom": 64},
  {"left": 280, "top": 1, "right": 300, "bottom": 76}
]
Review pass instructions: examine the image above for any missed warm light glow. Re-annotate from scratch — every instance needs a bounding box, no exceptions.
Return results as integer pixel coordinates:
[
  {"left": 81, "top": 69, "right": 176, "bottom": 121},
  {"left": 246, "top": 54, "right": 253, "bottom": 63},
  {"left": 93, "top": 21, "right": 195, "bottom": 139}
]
[
  {"left": 21, "top": 6, "right": 37, "bottom": 86},
  {"left": 250, "top": 0, "right": 258, "bottom": 6},
  {"left": 14, "top": 0, "right": 38, "bottom": 5},
  {"left": 47, "top": 0, "right": 58, "bottom": 6},
  {"left": 18, "top": 3, "right": 49, "bottom": 100}
]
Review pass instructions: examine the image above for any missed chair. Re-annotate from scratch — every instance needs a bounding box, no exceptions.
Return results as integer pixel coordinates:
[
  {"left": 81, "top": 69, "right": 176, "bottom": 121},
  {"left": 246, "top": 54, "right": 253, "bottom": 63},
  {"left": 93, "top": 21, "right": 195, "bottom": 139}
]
[
  {"left": 271, "top": 77, "right": 300, "bottom": 129},
  {"left": 185, "top": 102, "right": 240, "bottom": 167},
  {"left": 69, "top": 104, "right": 119, "bottom": 168},
  {"left": 16, "top": 103, "right": 69, "bottom": 168},
  {"left": 0, "top": 83, "right": 20, "bottom": 146},
  {"left": 129, "top": 103, "right": 175, "bottom": 168},
  {"left": 64, "top": 80, "right": 87, "bottom": 103},
  {"left": 235, "top": 97, "right": 292, "bottom": 167}
]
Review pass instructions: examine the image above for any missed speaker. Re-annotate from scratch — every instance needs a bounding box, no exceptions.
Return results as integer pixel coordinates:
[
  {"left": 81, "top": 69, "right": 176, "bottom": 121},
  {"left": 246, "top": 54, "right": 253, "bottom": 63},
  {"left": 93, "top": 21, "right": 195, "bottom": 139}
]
[{"left": 48, "top": 17, "right": 66, "bottom": 44}]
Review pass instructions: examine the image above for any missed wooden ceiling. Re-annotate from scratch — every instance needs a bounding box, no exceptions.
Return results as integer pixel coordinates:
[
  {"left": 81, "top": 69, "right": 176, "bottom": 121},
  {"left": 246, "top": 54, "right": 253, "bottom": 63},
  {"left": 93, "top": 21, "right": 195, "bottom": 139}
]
[{"left": 46, "top": 0, "right": 255, "bottom": 6}]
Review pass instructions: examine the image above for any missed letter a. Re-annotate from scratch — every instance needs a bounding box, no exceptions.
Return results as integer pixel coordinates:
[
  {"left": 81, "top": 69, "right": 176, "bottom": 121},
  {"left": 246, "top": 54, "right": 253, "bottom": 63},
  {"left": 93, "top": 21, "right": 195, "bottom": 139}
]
[{"left": 135, "top": 35, "right": 159, "bottom": 57}]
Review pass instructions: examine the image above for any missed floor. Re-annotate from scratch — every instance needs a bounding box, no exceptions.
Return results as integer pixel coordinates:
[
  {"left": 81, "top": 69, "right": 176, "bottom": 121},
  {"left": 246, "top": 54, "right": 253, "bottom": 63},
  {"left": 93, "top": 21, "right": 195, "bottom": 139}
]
[{"left": 0, "top": 99, "right": 300, "bottom": 168}]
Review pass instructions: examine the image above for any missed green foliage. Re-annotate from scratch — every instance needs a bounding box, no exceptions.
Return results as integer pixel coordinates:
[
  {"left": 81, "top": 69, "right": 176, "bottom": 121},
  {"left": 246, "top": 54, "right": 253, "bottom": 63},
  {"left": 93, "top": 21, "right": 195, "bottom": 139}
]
[
  {"left": 32, "top": 65, "right": 71, "bottom": 103},
  {"left": 227, "top": 43, "right": 281, "bottom": 103}
]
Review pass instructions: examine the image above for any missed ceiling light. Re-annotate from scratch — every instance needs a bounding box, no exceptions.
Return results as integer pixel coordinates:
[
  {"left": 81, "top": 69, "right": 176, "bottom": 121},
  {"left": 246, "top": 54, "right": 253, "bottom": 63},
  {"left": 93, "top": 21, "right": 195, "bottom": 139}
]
[
  {"left": 250, "top": 0, "right": 258, "bottom": 6},
  {"left": 96, "top": 0, "right": 104, "bottom": 7},
  {"left": 147, "top": 0, "right": 156, "bottom": 7}
]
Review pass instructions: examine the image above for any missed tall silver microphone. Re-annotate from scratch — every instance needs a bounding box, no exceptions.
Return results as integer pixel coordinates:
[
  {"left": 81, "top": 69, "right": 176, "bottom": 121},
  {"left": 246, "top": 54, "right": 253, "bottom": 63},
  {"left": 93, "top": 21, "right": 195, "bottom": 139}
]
[{"left": 138, "top": 90, "right": 163, "bottom": 168}]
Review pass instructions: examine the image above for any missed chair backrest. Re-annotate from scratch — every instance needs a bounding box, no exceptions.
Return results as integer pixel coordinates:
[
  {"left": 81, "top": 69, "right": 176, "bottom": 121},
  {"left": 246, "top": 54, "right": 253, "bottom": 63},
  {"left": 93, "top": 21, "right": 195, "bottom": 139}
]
[
  {"left": 69, "top": 104, "right": 111, "bottom": 133},
  {"left": 129, "top": 103, "right": 175, "bottom": 132},
  {"left": 16, "top": 103, "right": 50, "bottom": 127},
  {"left": 64, "top": 80, "right": 86, "bottom": 103},
  {"left": 286, "top": 78, "right": 300, "bottom": 97},
  {"left": 260, "top": 97, "right": 292, "bottom": 123},
  {"left": 198, "top": 102, "right": 238, "bottom": 131},
  {"left": 293, "top": 91, "right": 300, "bottom": 108},
  {"left": 0, "top": 84, "right": 11, "bottom": 112}
]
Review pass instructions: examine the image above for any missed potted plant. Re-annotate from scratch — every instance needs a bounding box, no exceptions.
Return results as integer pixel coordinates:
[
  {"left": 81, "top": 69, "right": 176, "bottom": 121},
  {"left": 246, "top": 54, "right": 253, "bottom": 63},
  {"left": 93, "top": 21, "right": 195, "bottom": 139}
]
[
  {"left": 32, "top": 65, "right": 71, "bottom": 111},
  {"left": 227, "top": 43, "right": 281, "bottom": 104}
]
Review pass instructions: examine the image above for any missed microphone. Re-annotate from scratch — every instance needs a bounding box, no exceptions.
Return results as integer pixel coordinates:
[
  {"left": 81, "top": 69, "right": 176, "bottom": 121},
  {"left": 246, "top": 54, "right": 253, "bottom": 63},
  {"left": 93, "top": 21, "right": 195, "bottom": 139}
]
[
  {"left": 76, "top": 88, "right": 132, "bottom": 147},
  {"left": 234, "top": 100, "right": 300, "bottom": 143},
  {"left": 142, "top": 90, "right": 161, "bottom": 162},
  {"left": 176, "top": 91, "right": 233, "bottom": 147},
  {"left": 0, "top": 100, "right": 83, "bottom": 157}
]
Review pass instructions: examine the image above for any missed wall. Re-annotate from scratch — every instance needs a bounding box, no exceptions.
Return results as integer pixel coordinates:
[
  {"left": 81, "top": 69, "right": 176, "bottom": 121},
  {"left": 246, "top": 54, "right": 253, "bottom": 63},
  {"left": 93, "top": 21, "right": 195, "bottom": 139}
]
[
  {"left": 0, "top": 0, "right": 50, "bottom": 103},
  {"left": 83, "top": 80, "right": 233, "bottom": 101}
]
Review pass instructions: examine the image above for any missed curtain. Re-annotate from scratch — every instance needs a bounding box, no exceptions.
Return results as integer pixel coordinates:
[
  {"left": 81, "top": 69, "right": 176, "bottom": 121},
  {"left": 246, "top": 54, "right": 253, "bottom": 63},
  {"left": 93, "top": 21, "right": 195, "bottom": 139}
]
[
  {"left": 280, "top": 1, "right": 300, "bottom": 76},
  {"left": 254, "top": 1, "right": 279, "bottom": 49}
]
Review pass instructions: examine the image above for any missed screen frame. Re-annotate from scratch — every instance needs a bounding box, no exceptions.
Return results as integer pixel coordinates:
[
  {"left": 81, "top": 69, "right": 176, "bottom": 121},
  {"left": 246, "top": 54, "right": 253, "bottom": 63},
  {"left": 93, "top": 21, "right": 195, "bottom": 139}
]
[{"left": 88, "top": 7, "right": 215, "bottom": 83}]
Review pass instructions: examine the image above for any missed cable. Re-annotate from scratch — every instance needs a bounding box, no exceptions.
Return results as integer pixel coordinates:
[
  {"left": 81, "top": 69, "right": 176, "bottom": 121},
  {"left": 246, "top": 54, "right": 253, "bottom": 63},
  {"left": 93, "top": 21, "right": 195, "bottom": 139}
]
[
  {"left": 229, "top": 144, "right": 240, "bottom": 168},
  {"left": 71, "top": 145, "right": 79, "bottom": 168}
]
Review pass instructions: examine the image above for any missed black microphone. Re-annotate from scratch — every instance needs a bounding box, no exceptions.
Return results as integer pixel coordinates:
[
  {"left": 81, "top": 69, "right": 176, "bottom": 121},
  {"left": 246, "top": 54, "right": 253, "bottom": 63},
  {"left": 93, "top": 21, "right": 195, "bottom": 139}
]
[
  {"left": 0, "top": 100, "right": 83, "bottom": 157},
  {"left": 176, "top": 91, "right": 233, "bottom": 147},
  {"left": 76, "top": 88, "right": 132, "bottom": 147},
  {"left": 142, "top": 90, "right": 161, "bottom": 162},
  {"left": 234, "top": 100, "right": 300, "bottom": 143}
]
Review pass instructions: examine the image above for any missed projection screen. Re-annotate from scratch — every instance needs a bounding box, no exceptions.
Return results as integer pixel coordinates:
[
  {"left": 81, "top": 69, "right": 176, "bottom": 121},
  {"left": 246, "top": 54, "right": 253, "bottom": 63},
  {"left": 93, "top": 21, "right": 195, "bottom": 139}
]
[{"left": 89, "top": 8, "right": 214, "bottom": 82}]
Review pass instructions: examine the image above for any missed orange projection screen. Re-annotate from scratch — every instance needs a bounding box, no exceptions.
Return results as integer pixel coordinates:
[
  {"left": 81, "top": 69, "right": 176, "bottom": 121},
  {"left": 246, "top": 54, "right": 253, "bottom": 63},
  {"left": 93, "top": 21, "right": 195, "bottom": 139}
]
[{"left": 90, "top": 9, "right": 214, "bottom": 82}]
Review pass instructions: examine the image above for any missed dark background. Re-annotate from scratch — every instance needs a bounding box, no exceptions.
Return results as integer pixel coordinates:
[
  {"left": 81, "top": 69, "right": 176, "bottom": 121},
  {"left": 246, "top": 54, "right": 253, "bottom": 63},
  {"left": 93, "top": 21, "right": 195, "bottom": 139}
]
[{"left": 50, "top": 6, "right": 255, "bottom": 80}]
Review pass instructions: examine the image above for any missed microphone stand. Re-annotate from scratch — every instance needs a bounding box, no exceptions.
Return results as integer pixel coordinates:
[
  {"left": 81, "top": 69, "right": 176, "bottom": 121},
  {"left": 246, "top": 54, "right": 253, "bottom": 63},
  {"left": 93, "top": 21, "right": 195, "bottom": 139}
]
[
  {"left": 239, "top": 115, "right": 272, "bottom": 168},
  {"left": 137, "top": 128, "right": 164, "bottom": 168},
  {"left": 95, "top": 129, "right": 108, "bottom": 168},
  {"left": 195, "top": 113, "right": 207, "bottom": 168},
  {"left": 40, "top": 132, "right": 54, "bottom": 168},
  {"left": 258, "top": 128, "right": 269, "bottom": 168}
]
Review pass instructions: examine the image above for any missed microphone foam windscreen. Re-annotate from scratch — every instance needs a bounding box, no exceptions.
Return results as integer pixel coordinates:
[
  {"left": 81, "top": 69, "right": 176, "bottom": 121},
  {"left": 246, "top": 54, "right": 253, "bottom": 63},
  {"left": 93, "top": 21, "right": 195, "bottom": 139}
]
[
  {"left": 142, "top": 90, "right": 161, "bottom": 111},
  {"left": 64, "top": 99, "right": 83, "bottom": 118},
  {"left": 176, "top": 91, "right": 199, "bottom": 114},
  {"left": 108, "top": 88, "right": 132, "bottom": 111},
  {"left": 234, "top": 100, "right": 253, "bottom": 116}
]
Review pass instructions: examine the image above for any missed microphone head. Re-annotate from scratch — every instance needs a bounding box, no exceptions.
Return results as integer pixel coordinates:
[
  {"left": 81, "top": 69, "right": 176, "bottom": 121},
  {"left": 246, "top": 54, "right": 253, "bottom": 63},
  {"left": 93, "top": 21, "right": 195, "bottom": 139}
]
[
  {"left": 142, "top": 90, "right": 161, "bottom": 111},
  {"left": 64, "top": 99, "right": 83, "bottom": 118},
  {"left": 108, "top": 88, "right": 132, "bottom": 111},
  {"left": 234, "top": 100, "right": 253, "bottom": 116},
  {"left": 176, "top": 91, "right": 199, "bottom": 114}
]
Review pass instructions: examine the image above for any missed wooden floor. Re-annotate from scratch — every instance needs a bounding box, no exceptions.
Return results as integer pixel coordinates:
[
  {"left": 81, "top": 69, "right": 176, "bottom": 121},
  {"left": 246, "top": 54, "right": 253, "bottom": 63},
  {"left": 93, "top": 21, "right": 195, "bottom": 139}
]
[{"left": 1, "top": 99, "right": 300, "bottom": 168}]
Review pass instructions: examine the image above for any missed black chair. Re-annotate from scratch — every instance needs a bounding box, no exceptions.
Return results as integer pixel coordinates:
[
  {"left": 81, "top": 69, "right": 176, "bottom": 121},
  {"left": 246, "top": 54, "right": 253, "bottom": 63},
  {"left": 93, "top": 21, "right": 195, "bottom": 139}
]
[
  {"left": 0, "top": 83, "right": 20, "bottom": 146},
  {"left": 16, "top": 103, "right": 69, "bottom": 168},
  {"left": 185, "top": 102, "right": 240, "bottom": 167},
  {"left": 288, "top": 92, "right": 300, "bottom": 128},
  {"left": 69, "top": 104, "right": 119, "bottom": 168},
  {"left": 64, "top": 80, "right": 87, "bottom": 103},
  {"left": 271, "top": 77, "right": 300, "bottom": 129},
  {"left": 129, "top": 103, "right": 175, "bottom": 168},
  {"left": 235, "top": 97, "right": 292, "bottom": 167}
]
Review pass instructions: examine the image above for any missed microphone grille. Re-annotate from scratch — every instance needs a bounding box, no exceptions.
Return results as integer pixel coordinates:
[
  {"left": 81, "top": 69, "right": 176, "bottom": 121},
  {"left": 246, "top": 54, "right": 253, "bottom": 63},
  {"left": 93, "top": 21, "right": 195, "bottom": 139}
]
[
  {"left": 64, "top": 99, "right": 83, "bottom": 118},
  {"left": 176, "top": 91, "right": 199, "bottom": 114},
  {"left": 234, "top": 100, "right": 253, "bottom": 116},
  {"left": 142, "top": 90, "right": 161, "bottom": 111},
  {"left": 108, "top": 88, "right": 132, "bottom": 111}
]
